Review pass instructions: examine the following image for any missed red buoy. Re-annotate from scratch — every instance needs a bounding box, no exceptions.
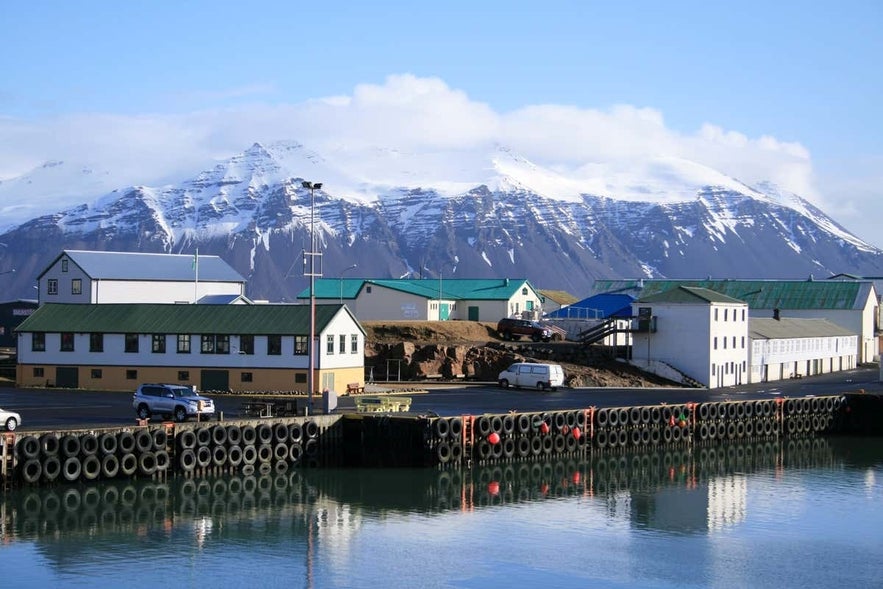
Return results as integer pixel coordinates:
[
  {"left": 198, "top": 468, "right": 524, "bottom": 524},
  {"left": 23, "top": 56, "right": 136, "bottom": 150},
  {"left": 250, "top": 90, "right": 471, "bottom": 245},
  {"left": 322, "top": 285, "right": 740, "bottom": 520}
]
[
  {"left": 572, "top": 427, "right": 581, "bottom": 440},
  {"left": 572, "top": 472, "right": 581, "bottom": 484},
  {"left": 487, "top": 481, "right": 500, "bottom": 496},
  {"left": 540, "top": 422, "right": 550, "bottom": 435},
  {"left": 488, "top": 432, "right": 501, "bottom": 445}
]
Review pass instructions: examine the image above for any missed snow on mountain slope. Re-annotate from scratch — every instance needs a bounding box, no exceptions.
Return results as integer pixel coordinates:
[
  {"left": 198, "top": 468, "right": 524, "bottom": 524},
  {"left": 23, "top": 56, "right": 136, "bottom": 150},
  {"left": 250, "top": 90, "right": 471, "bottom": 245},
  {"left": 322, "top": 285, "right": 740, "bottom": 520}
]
[{"left": 0, "top": 160, "right": 124, "bottom": 232}]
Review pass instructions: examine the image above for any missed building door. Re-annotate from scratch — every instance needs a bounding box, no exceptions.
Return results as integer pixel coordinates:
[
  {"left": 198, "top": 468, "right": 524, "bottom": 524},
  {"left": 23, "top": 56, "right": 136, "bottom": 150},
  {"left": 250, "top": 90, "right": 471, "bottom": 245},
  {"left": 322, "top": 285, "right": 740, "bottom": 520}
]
[
  {"left": 468, "top": 306, "right": 479, "bottom": 321},
  {"left": 55, "top": 366, "right": 78, "bottom": 388},
  {"left": 321, "top": 372, "right": 335, "bottom": 393},
  {"left": 439, "top": 303, "right": 450, "bottom": 320},
  {"left": 201, "top": 370, "right": 229, "bottom": 392}
]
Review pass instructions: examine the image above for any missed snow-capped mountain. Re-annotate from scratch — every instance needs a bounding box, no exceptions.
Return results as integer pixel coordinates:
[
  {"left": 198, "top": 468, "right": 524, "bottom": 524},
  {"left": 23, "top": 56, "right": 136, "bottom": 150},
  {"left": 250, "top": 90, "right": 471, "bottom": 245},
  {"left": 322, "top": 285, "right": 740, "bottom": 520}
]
[{"left": 1, "top": 140, "right": 881, "bottom": 302}]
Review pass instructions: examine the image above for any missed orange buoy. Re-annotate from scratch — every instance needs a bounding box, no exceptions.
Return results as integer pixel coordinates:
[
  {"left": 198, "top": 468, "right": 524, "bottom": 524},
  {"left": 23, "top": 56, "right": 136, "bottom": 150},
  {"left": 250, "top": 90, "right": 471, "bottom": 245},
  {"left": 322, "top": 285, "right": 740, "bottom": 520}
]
[
  {"left": 487, "top": 432, "right": 501, "bottom": 445},
  {"left": 678, "top": 419, "right": 687, "bottom": 428},
  {"left": 572, "top": 427, "right": 582, "bottom": 440}
]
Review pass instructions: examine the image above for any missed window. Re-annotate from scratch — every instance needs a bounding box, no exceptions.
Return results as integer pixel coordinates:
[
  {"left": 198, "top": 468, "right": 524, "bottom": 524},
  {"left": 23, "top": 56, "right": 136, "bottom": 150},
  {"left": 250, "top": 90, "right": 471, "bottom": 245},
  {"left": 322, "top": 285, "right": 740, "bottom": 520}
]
[
  {"left": 713, "top": 337, "right": 718, "bottom": 350},
  {"left": 339, "top": 334, "right": 346, "bottom": 354},
  {"left": 125, "top": 334, "right": 139, "bottom": 353},
  {"left": 741, "top": 336, "right": 745, "bottom": 348},
  {"left": 714, "top": 308, "right": 719, "bottom": 321},
  {"left": 723, "top": 338, "right": 727, "bottom": 349},
  {"left": 71, "top": 278, "right": 82, "bottom": 295},
  {"left": 241, "top": 372, "right": 253, "bottom": 382},
  {"left": 712, "top": 365, "right": 716, "bottom": 376},
  {"left": 724, "top": 309, "right": 728, "bottom": 321},
  {"left": 200, "top": 334, "right": 229, "bottom": 354},
  {"left": 91, "top": 369, "right": 102, "bottom": 379},
  {"left": 267, "top": 335, "right": 282, "bottom": 355},
  {"left": 294, "top": 335, "right": 308, "bottom": 355},
  {"left": 295, "top": 373, "right": 307, "bottom": 384},
  {"left": 177, "top": 334, "right": 191, "bottom": 354},
  {"left": 732, "top": 336, "right": 736, "bottom": 348},
  {"left": 32, "top": 332, "right": 45, "bottom": 352},
  {"left": 152, "top": 334, "right": 166, "bottom": 353},
  {"left": 742, "top": 309, "right": 746, "bottom": 321},
  {"left": 326, "top": 334, "right": 334, "bottom": 354},
  {"left": 351, "top": 334, "right": 358, "bottom": 354},
  {"left": 33, "top": 367, "right": 44, "bottom": 377},
  {"left": 521, "top": 287, "right": 528, "bottom": 295},
  {"left": 239, "top": 335, "right": 254, "bottom": 355},
  {"left": 60, "top": 332, "right": 74, "bottom": 352},
  {"left": 90, "top": 333, "right": 103, "bottom": 352},
  {"left": 126, "top": 370, "right": 138, "bottom": 380},
  {"left": 178, "top": 371, "right": 190, "bottom": 381},
  {"left": 48, "top": 279, "right": 58, "bottom": 295},
  {"left": 61, "top": 259, "right": 69, "bottom": 272}
]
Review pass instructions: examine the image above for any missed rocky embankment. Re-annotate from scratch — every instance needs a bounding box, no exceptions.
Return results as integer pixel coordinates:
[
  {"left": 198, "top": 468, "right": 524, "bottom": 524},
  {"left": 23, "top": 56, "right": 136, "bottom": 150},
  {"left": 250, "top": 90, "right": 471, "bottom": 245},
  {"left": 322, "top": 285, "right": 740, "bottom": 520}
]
[{"left": 362, "top": 321, "right": 678, "bottom": 388}]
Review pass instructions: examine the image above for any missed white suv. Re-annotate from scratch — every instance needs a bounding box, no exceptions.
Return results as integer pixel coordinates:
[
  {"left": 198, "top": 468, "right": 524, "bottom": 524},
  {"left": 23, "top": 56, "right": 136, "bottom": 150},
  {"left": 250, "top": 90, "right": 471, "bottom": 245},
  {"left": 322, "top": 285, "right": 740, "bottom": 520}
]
[{"left": 133, "top": 383, "right": 215, "bottom": 422}]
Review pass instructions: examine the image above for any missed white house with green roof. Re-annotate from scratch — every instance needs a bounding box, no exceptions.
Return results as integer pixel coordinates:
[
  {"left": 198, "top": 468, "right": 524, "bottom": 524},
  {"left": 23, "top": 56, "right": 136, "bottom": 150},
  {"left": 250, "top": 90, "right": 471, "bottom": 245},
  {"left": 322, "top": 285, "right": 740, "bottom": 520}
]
[
  {"left": 15, "top": 302, "right": 365, "bottom": 395},
  {"left": 632, "top": 286, "right": 750, "bottom": 389},
  {"left": 298, "top": 277, "right": 545, "bottom": 322},
  {"left": 37, "top": 250, "right": 247, "bottom": 305},
  {"left": 595, "top": 278, "right": 878, "bottom": 363}
]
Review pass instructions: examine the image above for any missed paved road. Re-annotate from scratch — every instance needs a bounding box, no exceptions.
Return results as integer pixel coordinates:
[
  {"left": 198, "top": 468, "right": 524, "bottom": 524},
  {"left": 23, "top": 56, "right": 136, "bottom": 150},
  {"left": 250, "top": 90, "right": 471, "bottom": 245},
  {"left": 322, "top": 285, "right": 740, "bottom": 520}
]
[{"left": 0, "top": 366, "right": 879, "bottom": 430}]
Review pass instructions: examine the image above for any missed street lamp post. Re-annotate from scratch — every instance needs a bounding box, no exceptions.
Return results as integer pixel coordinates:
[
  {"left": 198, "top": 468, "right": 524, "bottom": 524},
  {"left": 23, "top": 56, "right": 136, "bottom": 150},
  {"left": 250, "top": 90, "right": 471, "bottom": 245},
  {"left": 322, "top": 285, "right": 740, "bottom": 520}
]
[
  {"left": 302, "top": 180, "right": 322, "bottom": 414},
  {"left": 339, "top": 264, "right": 357, "bottom": 305}
]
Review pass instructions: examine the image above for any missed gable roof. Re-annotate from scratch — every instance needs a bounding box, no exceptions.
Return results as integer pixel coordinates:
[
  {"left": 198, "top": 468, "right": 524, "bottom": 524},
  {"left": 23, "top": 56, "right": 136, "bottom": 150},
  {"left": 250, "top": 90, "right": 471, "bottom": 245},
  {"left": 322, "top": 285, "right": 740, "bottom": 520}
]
[
  {"left": 15, "top": 303, "right": 361, "bottom": 335},
  {"left": 538, "top": 290, "right": 579, "bottom": 306},
  {"left": 38, "top": 250, "right": 246, "bottom": 283},
  {"left": 749, "top": 317, "right": 856, "bottom": 339},
  {"left": 637, "top": 286, "right": 746, "bottom": 305},
  {"left": 299, "top": 278, "right": 536, "bottom": 301},
  {"left": 544, "top": 293, "right": 634, "bottom": 319},
  {"left": 594, "top": 278, "right": 874, "bottom": 310},
  {"left": 197, "top": 294, "right": 253, "bottom": 305}
]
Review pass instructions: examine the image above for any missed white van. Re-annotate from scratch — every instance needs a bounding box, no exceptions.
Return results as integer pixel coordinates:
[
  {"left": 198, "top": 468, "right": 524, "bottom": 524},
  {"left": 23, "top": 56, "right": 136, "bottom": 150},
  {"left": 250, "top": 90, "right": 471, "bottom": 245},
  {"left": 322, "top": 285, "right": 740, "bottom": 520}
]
[{"left": 498, "top": 363, "right": 564, "bottom": 391}]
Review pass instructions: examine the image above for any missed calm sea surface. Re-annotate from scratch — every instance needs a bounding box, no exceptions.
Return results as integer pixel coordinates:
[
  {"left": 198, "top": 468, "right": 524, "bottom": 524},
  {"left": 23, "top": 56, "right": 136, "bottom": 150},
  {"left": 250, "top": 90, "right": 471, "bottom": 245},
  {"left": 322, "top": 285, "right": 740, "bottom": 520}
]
[{"left": 0, "top": 436, "right": 880, "bottom": 589}]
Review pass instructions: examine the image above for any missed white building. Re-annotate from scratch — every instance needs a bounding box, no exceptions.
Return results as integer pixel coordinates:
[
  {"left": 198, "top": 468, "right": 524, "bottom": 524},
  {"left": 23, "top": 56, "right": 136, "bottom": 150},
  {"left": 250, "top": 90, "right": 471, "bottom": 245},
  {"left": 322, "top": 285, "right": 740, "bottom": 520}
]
[
  {"left": 594, "top": 278, "right": 878, "bottom": 363},
  {"left": 36, "top": 250, "right": 247, "bottom": 305},
  {"left": 303, "top": 278, "right": 545, "bottom": 322},
  {"left": 631, "top": 286, "right": 749, "bottom": 389},
  {"left": 748, "top": 317, "right": 858, "bottom": 382},
  {"left": 15, "top": 302, "right": 365, "bottom": 394}
]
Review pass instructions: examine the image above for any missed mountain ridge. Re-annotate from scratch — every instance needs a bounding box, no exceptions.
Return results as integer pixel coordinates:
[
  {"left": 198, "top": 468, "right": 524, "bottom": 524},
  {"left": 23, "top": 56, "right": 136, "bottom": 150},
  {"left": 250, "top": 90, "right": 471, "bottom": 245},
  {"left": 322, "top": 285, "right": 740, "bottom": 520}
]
[{"left": 0, "top": 140, "right": 881, "bottom": 302}]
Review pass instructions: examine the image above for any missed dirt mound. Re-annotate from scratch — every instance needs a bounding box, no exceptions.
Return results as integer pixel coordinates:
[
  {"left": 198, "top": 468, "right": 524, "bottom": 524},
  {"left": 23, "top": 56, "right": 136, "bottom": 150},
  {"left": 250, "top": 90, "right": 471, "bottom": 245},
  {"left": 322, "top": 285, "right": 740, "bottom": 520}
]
[
  {"left": 362, "top": 321, "right": 499, "bottom": 344},
  {"left": 362, "top": 321, "right": 679, "bottom": 388}
]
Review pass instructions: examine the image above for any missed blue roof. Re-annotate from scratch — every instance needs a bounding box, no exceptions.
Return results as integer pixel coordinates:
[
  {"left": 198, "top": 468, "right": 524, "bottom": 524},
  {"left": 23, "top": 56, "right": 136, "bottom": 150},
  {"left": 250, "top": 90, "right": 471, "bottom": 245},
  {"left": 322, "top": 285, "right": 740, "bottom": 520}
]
[
  {"left": 39, "top": 250, "right": 245, "bottom": 283},
  {"left": 544, "top": 293, "right": 634, "bottom": 319}
]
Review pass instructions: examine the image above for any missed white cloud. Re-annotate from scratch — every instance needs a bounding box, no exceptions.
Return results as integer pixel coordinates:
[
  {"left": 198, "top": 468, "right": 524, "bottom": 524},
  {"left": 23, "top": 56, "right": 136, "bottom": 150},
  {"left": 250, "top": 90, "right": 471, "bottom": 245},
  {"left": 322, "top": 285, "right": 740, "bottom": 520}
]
[{"left": 2, "top": 73, "right": 878, "bottom": 244}]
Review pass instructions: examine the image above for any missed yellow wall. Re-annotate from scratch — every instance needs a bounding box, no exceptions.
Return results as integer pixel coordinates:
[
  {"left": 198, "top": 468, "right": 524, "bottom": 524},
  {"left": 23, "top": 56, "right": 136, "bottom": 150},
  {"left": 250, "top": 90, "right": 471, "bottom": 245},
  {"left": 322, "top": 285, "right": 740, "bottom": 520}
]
[{"left": 16, "top": 364, "right": 366, "bottom": 395}]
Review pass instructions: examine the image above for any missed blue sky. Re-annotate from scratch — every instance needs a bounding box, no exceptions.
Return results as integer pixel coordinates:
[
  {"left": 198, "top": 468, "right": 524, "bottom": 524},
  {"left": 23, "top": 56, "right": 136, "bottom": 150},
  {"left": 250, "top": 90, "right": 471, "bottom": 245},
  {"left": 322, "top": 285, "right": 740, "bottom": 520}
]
[{"left": 1, "top": 1, "right": 881, "bottom": 245}]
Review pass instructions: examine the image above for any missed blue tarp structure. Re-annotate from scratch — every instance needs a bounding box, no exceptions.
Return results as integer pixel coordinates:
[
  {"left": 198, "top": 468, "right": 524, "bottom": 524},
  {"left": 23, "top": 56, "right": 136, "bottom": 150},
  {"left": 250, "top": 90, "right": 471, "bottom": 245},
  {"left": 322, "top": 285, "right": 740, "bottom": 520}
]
[{"left": 544, "top": 293, "right": 634, "bottom": 319}]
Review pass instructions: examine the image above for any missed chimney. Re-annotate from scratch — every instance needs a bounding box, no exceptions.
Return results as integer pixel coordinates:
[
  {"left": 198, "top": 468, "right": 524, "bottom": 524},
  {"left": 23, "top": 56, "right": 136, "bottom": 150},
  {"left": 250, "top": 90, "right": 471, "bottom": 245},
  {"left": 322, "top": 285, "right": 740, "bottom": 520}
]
[{"left": 773, "top": 308, "right": 780, "bottom": 321}]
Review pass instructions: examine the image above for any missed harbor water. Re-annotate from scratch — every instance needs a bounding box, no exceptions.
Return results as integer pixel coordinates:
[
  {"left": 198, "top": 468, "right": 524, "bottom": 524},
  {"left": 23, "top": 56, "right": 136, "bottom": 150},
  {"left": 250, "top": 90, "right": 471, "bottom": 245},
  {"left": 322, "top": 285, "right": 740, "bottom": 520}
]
[{"left": 0, "top": 436, "right": 880, "bottom": 588}]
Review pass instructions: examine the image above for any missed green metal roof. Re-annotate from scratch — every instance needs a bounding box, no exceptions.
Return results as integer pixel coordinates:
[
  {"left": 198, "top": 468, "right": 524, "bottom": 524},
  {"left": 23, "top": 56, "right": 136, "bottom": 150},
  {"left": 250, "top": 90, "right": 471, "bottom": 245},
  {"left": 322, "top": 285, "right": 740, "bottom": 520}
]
[
  {"left": 637, "top": 286, "right": 745, "bottom": 305},
  {"left": 298, "top": 278, "right": 534, "bottom": 301},
  {"left": 593, "top": 279, "right": 874, "bottom": 310},
  {"left": 15, "top": 303, "right": 361, "bottom": 335},
  {"left": 749, "top": 317, "right": 856, "bottom": 339}
]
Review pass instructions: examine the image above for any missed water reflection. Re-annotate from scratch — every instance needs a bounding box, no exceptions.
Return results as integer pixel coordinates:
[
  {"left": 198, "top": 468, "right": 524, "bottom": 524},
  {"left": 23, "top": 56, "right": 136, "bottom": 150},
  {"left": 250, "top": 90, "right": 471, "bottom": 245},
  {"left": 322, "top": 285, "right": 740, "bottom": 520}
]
[{"left": 0, "top": 436, "right": 880, "bottom": 588}]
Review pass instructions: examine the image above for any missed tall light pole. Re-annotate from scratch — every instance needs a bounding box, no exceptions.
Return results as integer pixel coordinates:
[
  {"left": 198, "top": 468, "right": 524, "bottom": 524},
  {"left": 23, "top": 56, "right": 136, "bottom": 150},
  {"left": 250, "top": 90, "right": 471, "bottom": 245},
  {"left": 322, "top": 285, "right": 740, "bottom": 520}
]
[
  {"left": 339, "top": 264, "right": 357, "bottom": 305},
  {"left": 302, "top": 180, "right": 322, "bottom": 414}
]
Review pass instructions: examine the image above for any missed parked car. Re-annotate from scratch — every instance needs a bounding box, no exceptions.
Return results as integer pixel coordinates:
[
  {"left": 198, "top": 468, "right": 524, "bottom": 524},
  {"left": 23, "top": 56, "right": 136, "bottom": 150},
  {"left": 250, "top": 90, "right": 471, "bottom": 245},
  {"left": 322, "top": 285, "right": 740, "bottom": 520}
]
[
  {"left": 133, "top": 383, "right": 215, "bottom": 422},
  {"left": 498, "top": 362, "right": 565, "bottom": 391},
  {"left": 0, "top": 407, "right": 21, "bottom": 431},
  {"left": 496, "top": 317, "right": 553, "bottom": 342}
]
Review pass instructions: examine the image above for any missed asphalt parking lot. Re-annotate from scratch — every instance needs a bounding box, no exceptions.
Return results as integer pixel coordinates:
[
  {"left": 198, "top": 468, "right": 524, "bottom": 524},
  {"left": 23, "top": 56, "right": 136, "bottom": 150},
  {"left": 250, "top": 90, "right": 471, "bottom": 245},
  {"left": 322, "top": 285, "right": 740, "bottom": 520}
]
[{"left": 0, "top": 365, "right": 879, "bottom": 429}]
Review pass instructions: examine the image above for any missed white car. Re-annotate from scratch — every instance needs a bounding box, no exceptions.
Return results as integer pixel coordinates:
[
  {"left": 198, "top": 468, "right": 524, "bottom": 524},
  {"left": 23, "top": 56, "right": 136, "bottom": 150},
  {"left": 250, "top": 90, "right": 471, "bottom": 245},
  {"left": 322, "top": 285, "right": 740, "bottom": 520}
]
[{"left": 0, "top": 407, "right": 21, "bottom": 431}]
